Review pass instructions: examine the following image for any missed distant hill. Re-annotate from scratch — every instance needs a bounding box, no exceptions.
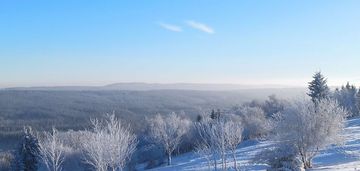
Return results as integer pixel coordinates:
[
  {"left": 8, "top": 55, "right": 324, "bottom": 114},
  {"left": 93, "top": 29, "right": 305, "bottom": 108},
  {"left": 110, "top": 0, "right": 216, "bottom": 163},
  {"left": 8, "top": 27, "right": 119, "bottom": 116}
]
[
  {"left": 104, "top": 83, "right": 302, "bottom": 91},
  {"left": 4, "top": 82, "right": 303, "bottom": 91}
]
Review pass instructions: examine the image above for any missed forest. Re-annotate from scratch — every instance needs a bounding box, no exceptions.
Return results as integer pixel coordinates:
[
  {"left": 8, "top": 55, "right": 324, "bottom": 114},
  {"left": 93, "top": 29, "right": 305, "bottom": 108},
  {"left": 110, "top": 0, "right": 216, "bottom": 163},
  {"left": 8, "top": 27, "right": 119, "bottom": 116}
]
[{"left": 0, "top": 72, "right": 359, "bottom": 171}]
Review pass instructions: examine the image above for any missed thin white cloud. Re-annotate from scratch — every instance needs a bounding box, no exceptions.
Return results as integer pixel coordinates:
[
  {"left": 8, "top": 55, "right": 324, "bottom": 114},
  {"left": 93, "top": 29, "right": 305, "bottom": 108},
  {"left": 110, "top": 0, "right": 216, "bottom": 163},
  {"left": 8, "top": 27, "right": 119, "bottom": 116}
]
[
  {"left": 159, "top": 22, "right": 182, "bottom": 32},
  {"left": 186, "top": 20, "right": 214, "bottom": 34}
]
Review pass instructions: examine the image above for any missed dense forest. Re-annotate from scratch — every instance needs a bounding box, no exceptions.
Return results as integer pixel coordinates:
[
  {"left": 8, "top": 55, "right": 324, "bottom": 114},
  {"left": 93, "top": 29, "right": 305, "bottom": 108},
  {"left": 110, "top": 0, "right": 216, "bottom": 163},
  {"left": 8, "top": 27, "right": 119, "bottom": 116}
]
[
  {"left": 0, "top": 88, "right": 303, "bottom": 150},
  {"left": 1, "top": 72, "right": 360, "bottom": 171}
]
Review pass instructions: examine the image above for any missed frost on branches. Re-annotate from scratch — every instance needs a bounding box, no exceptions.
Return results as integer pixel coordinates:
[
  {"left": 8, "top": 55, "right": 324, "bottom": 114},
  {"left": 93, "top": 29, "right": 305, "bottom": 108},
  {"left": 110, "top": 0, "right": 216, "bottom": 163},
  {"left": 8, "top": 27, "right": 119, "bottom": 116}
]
[
  {"left": 81, "top": 114, "right": 137, "bottom": 171},
  {"left": 147, "top": 112, "right": 191, "bottom": 166},
  {"left": 37, "top": 128, "right": 66, "bottom": 171},
  {"left": 195, "top": 116, "right": 243, "bottom": 170},
  {"left": 272, "top": 99, "right": 347, "bottom": 169}
]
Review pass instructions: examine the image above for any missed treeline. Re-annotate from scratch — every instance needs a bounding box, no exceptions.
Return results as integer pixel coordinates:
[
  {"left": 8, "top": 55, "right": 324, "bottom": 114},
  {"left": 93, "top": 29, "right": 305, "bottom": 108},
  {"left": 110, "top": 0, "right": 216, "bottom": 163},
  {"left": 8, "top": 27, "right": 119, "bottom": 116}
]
[{"left": 0, "top": 72, "right": 358, "bottom": 171}]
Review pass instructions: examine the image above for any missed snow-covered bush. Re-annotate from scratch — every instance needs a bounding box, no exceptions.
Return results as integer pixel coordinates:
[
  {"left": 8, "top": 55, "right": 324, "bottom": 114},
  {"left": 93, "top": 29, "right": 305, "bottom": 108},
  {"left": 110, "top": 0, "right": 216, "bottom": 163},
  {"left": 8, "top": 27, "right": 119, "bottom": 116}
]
[
  {"left": 274, "top": 98, "right": 347, "bottom": 169},
  {"left": 81, "top": 114, "right": 137, "bottom": 171},
  {"left": 254, "top": 145, "right": 303, "bottom": 171},
  {"left": 0, "top": 152, "right": 13, "bottom": 171},
  {"left": 147, "top": 112, "right": 191, "bottom": 165}
]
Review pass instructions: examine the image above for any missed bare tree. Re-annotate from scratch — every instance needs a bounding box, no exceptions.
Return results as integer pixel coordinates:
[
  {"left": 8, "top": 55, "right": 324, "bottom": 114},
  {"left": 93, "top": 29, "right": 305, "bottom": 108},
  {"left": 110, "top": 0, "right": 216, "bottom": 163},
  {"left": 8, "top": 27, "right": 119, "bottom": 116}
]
[
  {"left": 275, "top": 98, "right": 347, "bottom": 169},
  {"left": 37, "top": 128, "right": 66, "bottom": 171},
  {"left": 81, "top": 114, "right": 137, "bottom": 171},
  {"left": 147, "top": 112, "right": 190, "bottom": 165}
]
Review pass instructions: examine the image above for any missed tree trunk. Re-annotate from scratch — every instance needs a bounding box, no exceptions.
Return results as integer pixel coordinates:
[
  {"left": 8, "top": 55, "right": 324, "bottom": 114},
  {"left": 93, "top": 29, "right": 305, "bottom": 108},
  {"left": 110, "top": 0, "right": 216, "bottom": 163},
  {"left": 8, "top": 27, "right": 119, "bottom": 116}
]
[
  {"left": 221, "top": 154, "right": 224, "bottom": 170},
  {"left": 167, "top": 152, "right": 172, "bottom": 165},
  {"left": 221, "top": 151, "right": 226, "bottom": 170},
  {"left": 214, "top": 156, "right": 217, "bottom": 171},
  {"left": 304, "top": 160, "right": 312, "bottom": 169},
  {"left": 233, "top": 151, "right": 237, "bottom": 171},
  {"left": 224, "top": 154, "right": 227, "bottom": 170},
  {"left": 301, "top": 154, "right": 312, "bottom": 169},
  {"left": 207, "top": 160, "right": 211, "bottom": 171}
]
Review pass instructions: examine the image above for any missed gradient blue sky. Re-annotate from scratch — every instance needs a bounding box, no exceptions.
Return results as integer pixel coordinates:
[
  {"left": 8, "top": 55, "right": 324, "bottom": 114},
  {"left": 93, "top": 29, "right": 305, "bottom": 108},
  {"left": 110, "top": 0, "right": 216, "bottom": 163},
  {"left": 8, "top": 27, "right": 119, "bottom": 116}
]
[{"left": 1, "top": 0, "right": 360, "bottom": 88}]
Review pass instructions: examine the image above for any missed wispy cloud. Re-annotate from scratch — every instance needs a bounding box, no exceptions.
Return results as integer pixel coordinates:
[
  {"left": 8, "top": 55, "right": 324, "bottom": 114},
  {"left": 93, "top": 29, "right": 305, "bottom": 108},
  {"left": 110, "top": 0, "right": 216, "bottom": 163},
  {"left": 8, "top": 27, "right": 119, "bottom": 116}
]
[
  {"left": 186, "top": 20, "right": 214, "bottom": 34},
  {"left": 158, "top": 22, "right": 182, "bottom": 32}
]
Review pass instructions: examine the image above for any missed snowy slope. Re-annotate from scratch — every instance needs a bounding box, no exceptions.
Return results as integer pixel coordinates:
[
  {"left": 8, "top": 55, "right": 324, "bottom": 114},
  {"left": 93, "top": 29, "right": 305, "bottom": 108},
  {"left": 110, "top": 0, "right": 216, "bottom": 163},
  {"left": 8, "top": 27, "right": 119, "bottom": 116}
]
[{"left": 140, "top": 118, "right": 360, "bottom": 171}]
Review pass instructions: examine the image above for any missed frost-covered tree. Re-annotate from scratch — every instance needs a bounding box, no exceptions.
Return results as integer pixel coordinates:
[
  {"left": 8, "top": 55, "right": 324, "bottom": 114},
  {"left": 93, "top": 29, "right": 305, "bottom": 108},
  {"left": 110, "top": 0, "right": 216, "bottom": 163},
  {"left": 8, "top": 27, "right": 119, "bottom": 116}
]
[
  {"left": 334, "top": 82, "right": 359, "bottom": 117},
  {"left": 224, "top": 120, "right": 243, "bottom": 170},
  {"left": 195, "top": 117, "right": 243, "bottom": 170},
  {"left": 148, "top": 112, "right": 190, "bottom": 165},
  {"left": 274, "top": 99, "right": 347, "bottom": 169},
  {"left": 235, "top": 106, "right": 271, "bottom": 139},
  {"left": 195, "top": 119, "right": 223, "bottom": 170},
  {"left": 263, "top": 95, "right": 287, "bottom": 117},
  {"left": 81, "top": 114, "right": 137, "bottom": 171},
  {"left": 105, "top": 114, "right": 137, "bottom": 171},
  {"left": 13, "top": 127, "right": 40, "bottom": 171},
  {"left": 194, "top": 141, "right": 213, "bottom": 170},
  {"left": 308, "top": 72, "right": 330, "bottom": 104},
  {"left": 37, "top": 128, "right": 66, "bottom": 171},
  {"left": 81, "top": 129, "right": 107, "bottom": 171}
]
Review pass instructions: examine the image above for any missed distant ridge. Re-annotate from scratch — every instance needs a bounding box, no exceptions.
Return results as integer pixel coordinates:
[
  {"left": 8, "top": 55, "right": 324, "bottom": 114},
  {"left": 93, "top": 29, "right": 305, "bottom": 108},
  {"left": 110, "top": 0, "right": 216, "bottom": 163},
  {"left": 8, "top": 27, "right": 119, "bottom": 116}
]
[
  {"left": 3, "top": 82, "right": 303, "bottom": 91},
  {"left": 105, "top": 82, "right": 302, "bottom": 90}
]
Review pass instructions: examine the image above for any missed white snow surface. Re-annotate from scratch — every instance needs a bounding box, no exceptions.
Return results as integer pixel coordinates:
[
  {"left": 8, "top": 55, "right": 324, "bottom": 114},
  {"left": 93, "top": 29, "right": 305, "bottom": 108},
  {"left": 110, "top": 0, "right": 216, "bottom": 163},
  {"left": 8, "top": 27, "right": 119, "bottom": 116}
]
[{"left": 139, "top": 118, "right": 360, "bottom": 171}]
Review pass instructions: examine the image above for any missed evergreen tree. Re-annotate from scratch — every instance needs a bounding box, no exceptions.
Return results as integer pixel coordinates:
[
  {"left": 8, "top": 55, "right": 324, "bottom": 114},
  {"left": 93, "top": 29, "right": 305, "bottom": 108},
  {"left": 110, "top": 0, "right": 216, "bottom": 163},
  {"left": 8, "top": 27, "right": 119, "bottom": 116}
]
[
  {"left": 334, "top": 82, "right": 358, "bottom": 117},
  {"left": 210, "top": 109, "right": 221, "bottom": 121},
  {"left": 216, "top": 109, "right": 221, "bottom": 120},
  {"left": 13, "top": 127, "right": 40, "bottom": 171},
  {"left": 308, "top": 72, "right": 330, "bottom": 104},
  {"left": 210, "top": 109, "right": 216, "bottom": 120},
  {"left": 196, "top": 114, "right": 203, "bottom": 122},
  {"left": 357, "top": 89, "right": 360, "bottom": 115}
]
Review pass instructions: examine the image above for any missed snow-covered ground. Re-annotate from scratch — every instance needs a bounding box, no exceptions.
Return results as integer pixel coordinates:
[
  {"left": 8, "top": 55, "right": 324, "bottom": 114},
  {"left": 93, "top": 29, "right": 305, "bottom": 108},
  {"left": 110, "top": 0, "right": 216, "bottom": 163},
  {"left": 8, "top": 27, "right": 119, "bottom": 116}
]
[{"left": 139, "top": 118, "right": 360, "bottom": 171}]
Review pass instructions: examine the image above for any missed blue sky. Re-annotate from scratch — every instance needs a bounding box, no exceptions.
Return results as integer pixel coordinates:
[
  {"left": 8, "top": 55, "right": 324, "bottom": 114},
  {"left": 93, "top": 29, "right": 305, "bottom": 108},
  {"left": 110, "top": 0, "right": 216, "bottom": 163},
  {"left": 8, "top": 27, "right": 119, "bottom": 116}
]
[{"left": 1, "top": 0, "right": 360, "bottom": 87}]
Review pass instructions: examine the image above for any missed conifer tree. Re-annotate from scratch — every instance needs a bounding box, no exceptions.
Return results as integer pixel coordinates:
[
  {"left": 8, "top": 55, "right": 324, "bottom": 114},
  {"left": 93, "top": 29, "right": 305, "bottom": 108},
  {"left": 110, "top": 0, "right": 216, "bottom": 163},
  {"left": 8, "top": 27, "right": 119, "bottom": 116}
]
[
  {"left": 334, "top": 82, "right": 358, "bottom": 116},
  {"left": 210, "top": 109, "right": 216, "bottom": 120},
  {"left": 13, "top": 127, "right": 40, "bottom": 171},
  {"left": 356, "top": 89, "right": 360, "bottom": 115},
  {"left": 308, "top": 72, "right": 330, "bottom": 105}
]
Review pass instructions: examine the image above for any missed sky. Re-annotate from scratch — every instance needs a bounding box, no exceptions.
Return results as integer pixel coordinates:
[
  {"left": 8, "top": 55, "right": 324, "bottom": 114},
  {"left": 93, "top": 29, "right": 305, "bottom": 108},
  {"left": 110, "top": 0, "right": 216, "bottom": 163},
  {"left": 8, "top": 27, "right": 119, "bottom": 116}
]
[{"left": 1, "top": 0, "right": 360, "bottom": 88}]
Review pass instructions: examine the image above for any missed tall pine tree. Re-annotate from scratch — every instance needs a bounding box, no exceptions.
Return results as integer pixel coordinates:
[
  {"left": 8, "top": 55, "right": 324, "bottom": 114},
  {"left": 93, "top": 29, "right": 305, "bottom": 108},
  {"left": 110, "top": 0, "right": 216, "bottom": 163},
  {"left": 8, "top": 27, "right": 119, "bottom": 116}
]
[
  {"left": 13, "top": 127, "right": 40, "bottom": 171},
  {"left": 308, "top": 72, "right": 330, "bottom": 104}
]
